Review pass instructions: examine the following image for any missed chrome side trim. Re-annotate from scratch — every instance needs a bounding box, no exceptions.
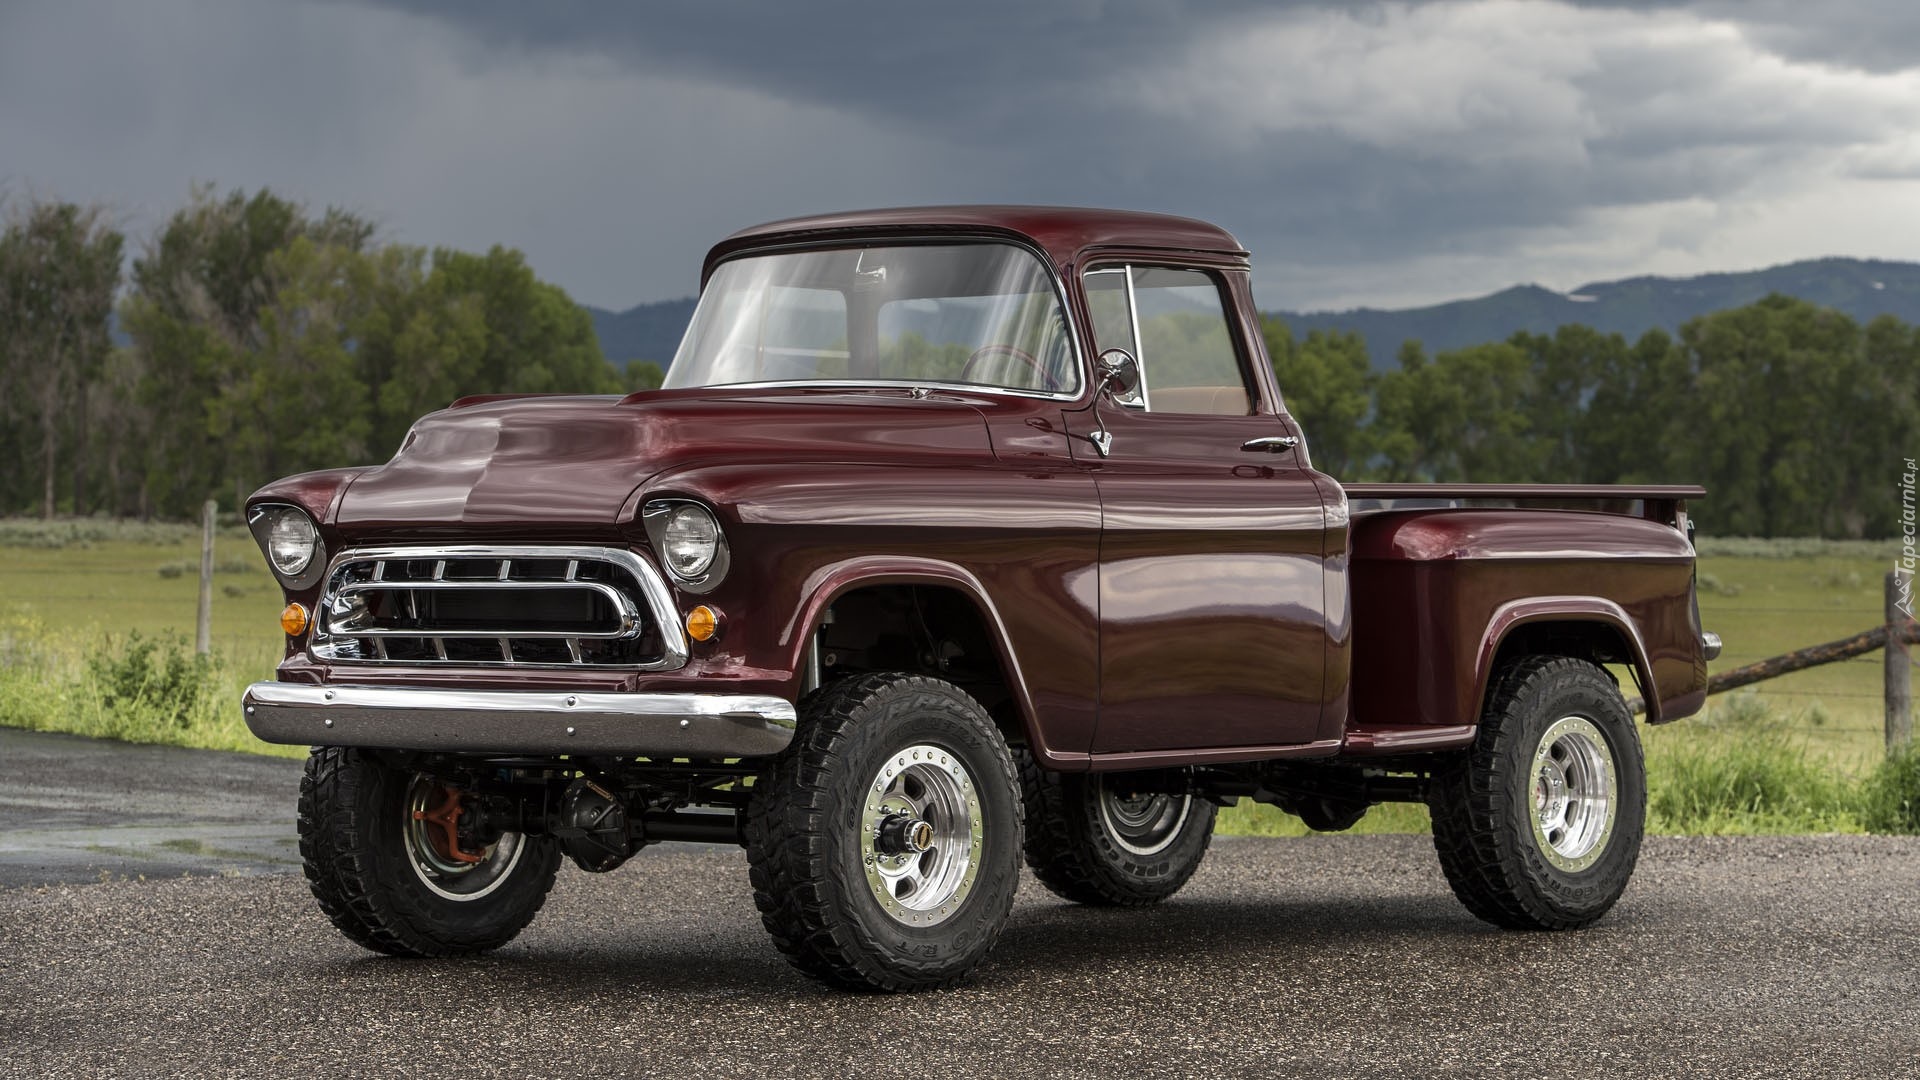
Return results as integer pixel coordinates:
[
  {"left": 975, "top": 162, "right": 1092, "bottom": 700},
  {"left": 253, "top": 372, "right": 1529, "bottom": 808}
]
[
  {"left": 243, "top": 682, "right": 795, "bottom": 757},
  {"left": 311, "top": 545, "right": 690, "bottom": 671}
]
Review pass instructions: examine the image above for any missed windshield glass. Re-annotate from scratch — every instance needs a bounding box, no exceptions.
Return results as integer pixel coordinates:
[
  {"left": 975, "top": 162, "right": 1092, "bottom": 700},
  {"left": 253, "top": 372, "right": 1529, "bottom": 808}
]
[{"left": 664, "top": 242, "right": 1079, "bottom": 395}]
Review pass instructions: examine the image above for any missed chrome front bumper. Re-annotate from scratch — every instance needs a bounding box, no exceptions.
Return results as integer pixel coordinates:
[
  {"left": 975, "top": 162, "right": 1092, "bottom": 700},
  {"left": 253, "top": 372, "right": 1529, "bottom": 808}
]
[{"left": 242, "top": 683, "right": 796, "bottom": 757}]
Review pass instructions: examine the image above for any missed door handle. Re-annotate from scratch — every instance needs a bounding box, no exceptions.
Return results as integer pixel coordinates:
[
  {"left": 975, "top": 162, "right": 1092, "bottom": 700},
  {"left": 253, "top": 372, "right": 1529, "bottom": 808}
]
[{"left": 1240, "top": 436, "right": 1299, "bottom": 453}]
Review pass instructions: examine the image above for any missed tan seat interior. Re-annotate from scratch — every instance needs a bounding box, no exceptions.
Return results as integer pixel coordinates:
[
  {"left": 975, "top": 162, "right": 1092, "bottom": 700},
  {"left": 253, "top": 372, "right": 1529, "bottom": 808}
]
[{"left": 1148, "top": 385, "right": 1252, "bottom": 416}]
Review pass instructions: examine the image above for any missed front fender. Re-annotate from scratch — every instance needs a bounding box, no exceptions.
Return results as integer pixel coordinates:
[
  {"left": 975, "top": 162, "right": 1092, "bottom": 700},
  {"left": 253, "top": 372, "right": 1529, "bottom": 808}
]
[{"left": 782, "top": 556, "right": 1080, "bottom": 769}]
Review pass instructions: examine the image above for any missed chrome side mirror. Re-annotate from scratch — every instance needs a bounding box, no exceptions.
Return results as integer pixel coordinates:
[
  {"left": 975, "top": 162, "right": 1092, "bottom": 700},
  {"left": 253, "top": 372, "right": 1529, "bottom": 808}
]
[
  {"left": 1096, "top": 349, "right": 1141, "bottom": 401},
  {"left": 1086, "top": 349, "right": 1144, "bottom": 459}
]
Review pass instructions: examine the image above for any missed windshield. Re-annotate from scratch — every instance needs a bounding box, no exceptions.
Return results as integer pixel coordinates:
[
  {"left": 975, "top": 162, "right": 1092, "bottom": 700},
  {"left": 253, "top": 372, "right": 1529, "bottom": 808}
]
[{"left": 664, "top": 242, "right": 1079, "bottom": 395}]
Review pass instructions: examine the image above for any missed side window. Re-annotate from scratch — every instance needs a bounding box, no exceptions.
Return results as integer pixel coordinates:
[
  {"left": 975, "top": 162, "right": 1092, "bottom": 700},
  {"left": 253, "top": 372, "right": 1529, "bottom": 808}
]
[
  {"left": 1128, "top": 267, "right": 1252, "bottom": 416},
  {"left": 1079, "top": 265, "right": 1252, "bottom": 416}
]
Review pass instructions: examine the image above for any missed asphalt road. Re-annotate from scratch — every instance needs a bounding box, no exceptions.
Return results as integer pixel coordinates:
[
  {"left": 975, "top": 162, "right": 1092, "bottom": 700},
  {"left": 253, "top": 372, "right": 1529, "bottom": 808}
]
[
  {"left": 0, "top": 729, "right": 302, "bottom": 886},
  {"left": 2, "top": 731, "right": 1918, "bottom": 1078}
]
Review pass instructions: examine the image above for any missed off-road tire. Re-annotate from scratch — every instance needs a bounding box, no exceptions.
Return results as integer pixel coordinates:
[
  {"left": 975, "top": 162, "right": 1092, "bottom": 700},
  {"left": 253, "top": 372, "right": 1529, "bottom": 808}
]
[
  {"left": 1017, "top": 752, "right": 1216, "bottom": 906},
  {"left": 298, "top": 746, "right": 561, "bottom": 957},
  {"left": 1428, "top": 655, "right": 1646, "bottom": 930},
  {"left": 744, "top": 673, "right": 1022, "bottom": 992}
]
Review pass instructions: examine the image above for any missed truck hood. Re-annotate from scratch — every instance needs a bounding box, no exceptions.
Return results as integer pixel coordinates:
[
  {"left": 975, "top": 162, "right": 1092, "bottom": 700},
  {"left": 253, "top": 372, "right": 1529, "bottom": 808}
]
[{"left": 335, "top": 389, "right": 994, "bottom": 531}]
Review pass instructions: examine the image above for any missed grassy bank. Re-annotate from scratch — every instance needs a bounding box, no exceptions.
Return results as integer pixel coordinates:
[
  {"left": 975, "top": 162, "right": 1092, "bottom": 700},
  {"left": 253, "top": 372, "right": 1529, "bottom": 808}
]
[
  {"left": 0, "top": 518, "right": 298, "bottom": 758},
  {"left": 1, "top": 520, "right": 1913, "bottom": 831}
]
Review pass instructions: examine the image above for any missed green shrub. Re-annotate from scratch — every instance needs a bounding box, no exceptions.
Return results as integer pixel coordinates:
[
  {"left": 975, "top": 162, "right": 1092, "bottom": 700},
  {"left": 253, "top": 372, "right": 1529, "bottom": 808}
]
[
  {"left": 1860, "top": 746, "right": 1920, "bottom": 834},
  {"left": 1650, "top": 737, "right": 1857, "bottom": 832},
  {"left": 86, "top": 632, "right": 225, "bottom": 731},
  {"left": 1695, "top": 571, "right": 1743, "bottom": 597},
  {"left": 1647, "top": 696, "right": 1861, "bottom": 833}
]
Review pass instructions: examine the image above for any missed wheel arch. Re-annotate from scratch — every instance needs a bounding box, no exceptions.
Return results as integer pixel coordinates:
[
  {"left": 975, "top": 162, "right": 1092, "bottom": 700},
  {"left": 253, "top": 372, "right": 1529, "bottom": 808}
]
[
  {"left": 1475, "top": 597, "right": 1660, "bottom": 723},
  {"left": 780, "top": 557, "right": 1063, "bottom": 766}
]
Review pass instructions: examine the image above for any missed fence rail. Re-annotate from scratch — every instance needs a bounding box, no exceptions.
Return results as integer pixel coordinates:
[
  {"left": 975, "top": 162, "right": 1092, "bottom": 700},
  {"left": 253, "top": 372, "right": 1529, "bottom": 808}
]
[{"left": 1631, "top": 571, "right": 1916, "bottom": 755}]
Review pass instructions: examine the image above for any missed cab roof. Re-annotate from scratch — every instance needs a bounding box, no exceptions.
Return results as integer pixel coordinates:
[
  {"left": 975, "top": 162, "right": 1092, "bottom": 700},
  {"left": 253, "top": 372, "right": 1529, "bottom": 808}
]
[{"left": 703, "top": 205, "right": 1247, "bottom": 284}]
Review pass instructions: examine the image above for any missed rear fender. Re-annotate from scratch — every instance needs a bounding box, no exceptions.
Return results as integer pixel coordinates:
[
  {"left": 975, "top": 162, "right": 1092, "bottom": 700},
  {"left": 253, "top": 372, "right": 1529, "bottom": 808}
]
[{"left": 1476, "top": 597, "right": 1660, "bottom": 722}]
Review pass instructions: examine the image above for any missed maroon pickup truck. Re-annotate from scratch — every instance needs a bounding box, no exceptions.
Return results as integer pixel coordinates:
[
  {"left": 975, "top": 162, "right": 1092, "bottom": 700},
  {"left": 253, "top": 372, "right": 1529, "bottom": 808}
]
[{"left": 242, "top": 206, "right": 1718, "bottom": 991}]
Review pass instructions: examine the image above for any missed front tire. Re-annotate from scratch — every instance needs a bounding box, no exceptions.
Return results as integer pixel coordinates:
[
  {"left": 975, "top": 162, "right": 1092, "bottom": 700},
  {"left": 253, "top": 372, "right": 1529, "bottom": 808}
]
[
  {"left": 745, "top": 674, "right": 1023, "bottom": 992},
  {"left": 1428, "top": 655, "right": 1646, "bottom": 930},
  {"left": 1018, "top": 754, "right": 1216, "bottom": 906},
  {"left": 298, "top": 747, "right": 561, "bottom": 957}
]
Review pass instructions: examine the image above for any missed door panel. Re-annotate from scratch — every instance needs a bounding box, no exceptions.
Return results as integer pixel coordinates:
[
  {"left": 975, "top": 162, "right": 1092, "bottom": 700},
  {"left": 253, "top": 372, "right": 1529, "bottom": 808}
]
[
  {"left": 1069, "top": 407, "right": 1329, "bottom": 752},
  {"left": 1069, "top": 264, "right": 1330, "bottom": 754}
]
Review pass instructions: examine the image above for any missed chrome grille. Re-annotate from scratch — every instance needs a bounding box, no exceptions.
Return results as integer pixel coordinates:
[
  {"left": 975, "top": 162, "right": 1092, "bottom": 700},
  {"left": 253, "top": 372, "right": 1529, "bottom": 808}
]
[{"left": 310, "top": 546, "right": 688, "bottom": 670}]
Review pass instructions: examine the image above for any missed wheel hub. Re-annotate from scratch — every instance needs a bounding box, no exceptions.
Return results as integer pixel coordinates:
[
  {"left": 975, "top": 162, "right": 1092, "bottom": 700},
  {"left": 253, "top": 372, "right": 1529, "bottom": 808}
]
[
  {"left": 1528, "top": 716, "right": 1619, "bottom": 873},
  {"left": 859, "top": 745, "right": 983, "bottom": 927},
  {"left": 1095, "top": 778, "right": 1192, "bottom": 857},
  {"left": 403, "top": 775, "right": 526, "bottom": 901},
  {"left": 875, "top": 813, "right": 935, "bottom": 856}
]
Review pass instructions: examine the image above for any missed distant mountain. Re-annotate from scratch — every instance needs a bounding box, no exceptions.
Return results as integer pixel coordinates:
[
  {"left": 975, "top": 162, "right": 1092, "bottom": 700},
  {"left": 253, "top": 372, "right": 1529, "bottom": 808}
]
[
  {"left": 586, "top": 257, "right": 1920, "bottom": 374},
  {"left": 1281, "top": 257, "right": 1920, "bottom": 369},
  {"left": 587, "top": 298, "right": 698, "bottom": 370}
]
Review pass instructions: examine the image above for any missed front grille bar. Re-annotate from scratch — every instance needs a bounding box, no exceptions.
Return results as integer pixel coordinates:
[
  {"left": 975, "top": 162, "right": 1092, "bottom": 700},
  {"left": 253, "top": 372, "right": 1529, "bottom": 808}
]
[
  {"left": 329, "top": 580, "right": 642, "bottom": 638},
  {"left": 309, "top": 544, "right": 690, "bottom": 672}
]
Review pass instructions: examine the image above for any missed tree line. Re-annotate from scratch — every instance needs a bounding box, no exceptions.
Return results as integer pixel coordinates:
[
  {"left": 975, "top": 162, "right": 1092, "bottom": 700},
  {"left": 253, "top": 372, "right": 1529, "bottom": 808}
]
[
  {"left": 2, "top": 185, "right": 1914, "bottom": 537},
  {"left": 1268, "top": 298, "right": 1919, "bottom": 539},
  {"left": 0, "top": 186, "right": 658, "bottom": 521}
]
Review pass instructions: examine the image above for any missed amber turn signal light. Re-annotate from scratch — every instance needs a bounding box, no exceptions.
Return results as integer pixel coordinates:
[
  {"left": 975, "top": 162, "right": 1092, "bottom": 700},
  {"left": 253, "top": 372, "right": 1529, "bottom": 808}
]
[
  {"left": 280, "top": 602, "right": 310, "bottom": 636},
  {"left": 685, "top": 605, "right": 721, "bottom": 642}
]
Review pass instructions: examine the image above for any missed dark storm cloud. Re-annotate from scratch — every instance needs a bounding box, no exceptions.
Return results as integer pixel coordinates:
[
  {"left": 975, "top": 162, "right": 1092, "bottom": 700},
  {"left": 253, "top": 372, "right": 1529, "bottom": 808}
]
[
  {"left": 4, "top": 1, "right": 1918, "bottom": 311},
  {"left": 329, "top": 0, "right": 1920, "bottom": 307},
  {"left": 1694, "top": 0, "right": 1920, "bottom": 73}
]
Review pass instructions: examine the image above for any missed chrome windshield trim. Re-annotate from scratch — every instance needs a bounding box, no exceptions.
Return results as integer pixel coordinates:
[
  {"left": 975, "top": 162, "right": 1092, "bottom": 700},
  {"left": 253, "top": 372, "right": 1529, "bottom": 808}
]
[
  {"left": 669, "top": 379, "right": 1082, "bottom": 402},
  {"left": 311, "top": 545, "right": 689, "bottom": 671}
]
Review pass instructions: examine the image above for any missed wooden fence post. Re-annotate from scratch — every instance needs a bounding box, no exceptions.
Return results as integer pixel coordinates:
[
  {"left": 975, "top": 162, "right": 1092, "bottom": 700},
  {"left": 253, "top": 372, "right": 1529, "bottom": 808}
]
[
  {"left": 1896, "top": 568, "right": 1912, "bottom": 753},
  {"left": 1891, "top": 571, "right": 1913, "bottom": 755},
  {"left": 196, "top": 500, "right": 216, "bottom": 656}
]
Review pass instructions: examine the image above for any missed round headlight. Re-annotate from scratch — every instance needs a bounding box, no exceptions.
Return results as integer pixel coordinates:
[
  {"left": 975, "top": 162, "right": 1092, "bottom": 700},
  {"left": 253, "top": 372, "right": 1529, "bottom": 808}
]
[
  {"left": 266, "top": 510, "right": 319, "bottom": 577},
  {"left": 661, "top": 504, "right": 720, "bottom": 578}
]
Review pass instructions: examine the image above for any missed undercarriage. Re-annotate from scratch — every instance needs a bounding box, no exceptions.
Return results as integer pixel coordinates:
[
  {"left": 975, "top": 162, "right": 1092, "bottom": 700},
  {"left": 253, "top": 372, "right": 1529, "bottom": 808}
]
[{"left": 385, "top": 749, "right": 1441, "bottom": 876}]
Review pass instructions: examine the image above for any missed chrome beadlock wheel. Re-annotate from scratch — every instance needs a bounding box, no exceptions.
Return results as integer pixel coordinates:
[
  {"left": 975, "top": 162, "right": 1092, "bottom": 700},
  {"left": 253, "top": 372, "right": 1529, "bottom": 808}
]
[
  {"left": 1094, "top": 779, "right": 1193, "bottom": 858},
  {"left": 860, "top": 744, "right": 983, "bottom": 926},
  {"left": 403, "top": 776, "right": 526, "bottom": 901},
  {"left": 1529, "top": 716, "right": 1619, "bottom": 872}
]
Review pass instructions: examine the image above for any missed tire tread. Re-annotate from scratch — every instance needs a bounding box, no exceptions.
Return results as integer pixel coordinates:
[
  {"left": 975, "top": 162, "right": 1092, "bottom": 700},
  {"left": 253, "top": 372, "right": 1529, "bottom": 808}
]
[
  {"left": 744, "top": 673, "right": 1020, "bottom": 992},
  {"left": 1428, "top": 655, "right": 1645, "bottom": 931}
]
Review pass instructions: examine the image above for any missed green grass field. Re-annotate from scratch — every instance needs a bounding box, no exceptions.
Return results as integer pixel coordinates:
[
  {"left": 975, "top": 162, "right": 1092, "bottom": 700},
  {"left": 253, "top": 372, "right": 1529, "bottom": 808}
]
[
  {"left": 0, "top": 520, "right": 299, "bottom": 758},
  {"left": 1, "top": 521, "right": 1912, "bottom": 832}
]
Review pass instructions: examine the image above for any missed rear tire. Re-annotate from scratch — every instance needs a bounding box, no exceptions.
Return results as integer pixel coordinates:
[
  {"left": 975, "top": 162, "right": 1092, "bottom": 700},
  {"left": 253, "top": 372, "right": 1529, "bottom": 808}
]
[
  {"left": 745, "top": 674, "right": 1022, "bottom": 992},
  {"left": 1428, "top": 655, "right": 1646, "bottom": 930},
  {"left": 1018, "top": 752, "right": 1216, "bottom": 906},
  {"left": 298, "top": 747, "right": 561, "bottom": 957}
]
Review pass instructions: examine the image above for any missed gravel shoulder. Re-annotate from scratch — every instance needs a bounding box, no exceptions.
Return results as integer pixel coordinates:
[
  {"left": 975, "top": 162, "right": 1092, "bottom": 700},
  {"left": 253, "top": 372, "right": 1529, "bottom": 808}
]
[{"left": 2, "top": 833, "right": 1916, "bottom": 1078}]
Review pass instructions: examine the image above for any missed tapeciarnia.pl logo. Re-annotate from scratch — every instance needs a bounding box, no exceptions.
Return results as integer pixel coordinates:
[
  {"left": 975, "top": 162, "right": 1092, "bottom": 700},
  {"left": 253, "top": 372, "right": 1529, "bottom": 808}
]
[{"left": 1899, "top": 456, "right": 1916, "bottom": 621}]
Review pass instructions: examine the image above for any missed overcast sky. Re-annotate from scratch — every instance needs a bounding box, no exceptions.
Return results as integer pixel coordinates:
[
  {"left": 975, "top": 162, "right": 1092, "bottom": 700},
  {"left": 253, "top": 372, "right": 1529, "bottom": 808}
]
[{"left": 3, "top": 0, "right": 1918, "bottom": 312}]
